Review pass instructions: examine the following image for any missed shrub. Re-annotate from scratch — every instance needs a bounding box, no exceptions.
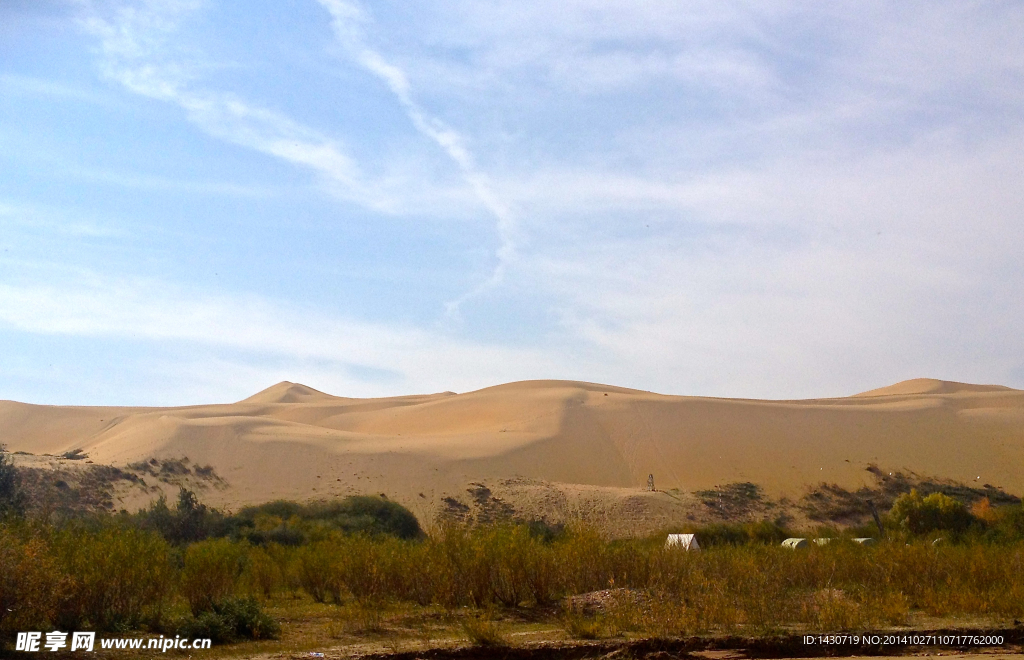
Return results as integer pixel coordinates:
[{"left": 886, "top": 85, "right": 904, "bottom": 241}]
[
  {"left": 177, "top": 597, "right": 279, "bottom": 642},
  {"left": 296, "top": 540, "right": 345, "bottom": 603},
  {"left": 215, "top": 596, "right": 280, "bottom": 639},
  {"left": 0, "top": 446, "right": 26, "bottom": 518},
  {"left": 242, "top": 545, "right": 282, "bottom": 599},
  {"left": 461, "top": 614, "right": 507, "bottom": 647},
  {"left": 888, "top": 489, "right": 975, "bottom": 535},
  {"left": 232, "top": 495, "right": 423, "bottom": 542},
  {"left": 136, "top": 488, "right": 230, "bottom": 545},
  {"left": 560, "top": 602, "right": 603, "bottom": 639},
  {"left": 0, "top": 527, "right": 63, "bottom": 635},
  {"left": 52, "top": 525, "right": 174, "bottom": 631},
  {"left": 180, "top": 538, "right": 245, "bottom": 615},
  {"left": 339, "top": 534, "right": 398, "bottom": 603},
  {"left": 177, "top": 610, "right": 234, "bottom": 644}
]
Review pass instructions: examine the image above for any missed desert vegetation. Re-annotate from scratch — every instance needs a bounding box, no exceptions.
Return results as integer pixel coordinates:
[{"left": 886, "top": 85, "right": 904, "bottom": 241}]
[{"left": 3, "top": 448, "right": 1024, "bottom": 655}]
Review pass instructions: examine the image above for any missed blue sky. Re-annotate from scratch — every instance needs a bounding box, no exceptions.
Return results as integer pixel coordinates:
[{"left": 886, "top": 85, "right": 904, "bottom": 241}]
[{"left": 2, "top": 0, "right": 1023, "bottom": 405}]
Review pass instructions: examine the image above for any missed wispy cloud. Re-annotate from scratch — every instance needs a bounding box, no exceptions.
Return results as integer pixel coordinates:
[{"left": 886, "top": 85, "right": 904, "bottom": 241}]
[
  {"left": 317, "top": 0, "right": 519, "bottom": 314},
  {"left": 73, "top": 0, "right": 408, "bottom": 213}
]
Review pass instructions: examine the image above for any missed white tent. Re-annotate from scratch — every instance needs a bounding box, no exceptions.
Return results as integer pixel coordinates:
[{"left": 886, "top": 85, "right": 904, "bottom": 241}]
[
  {"left": 782, "top": 538, "right": 809, "bottom": 549},
  {"left": 665, "top": 533, "right": 700, "bottom": 551}
]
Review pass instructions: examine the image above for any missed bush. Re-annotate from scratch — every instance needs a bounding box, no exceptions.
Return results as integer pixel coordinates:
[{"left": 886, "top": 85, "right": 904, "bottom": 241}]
[
  {"left": 52, "top": 525, "right": 174, "bottom": 631},
  {"left": 233, "top": 495, "right": 422, "bottom": 542},
  {"left": 461, "top": 614, "right": 507, "bottom": 647},
  {"left": 888, "top": 489, "right": 975, "bottom": 535},
  {"left": 180, "top": 538, "right": 245, "bottom": 615},
  {"left": 0, "top": 446, "right": 26, "bottom": 518},
  {"left": 177, "top": 610, "right": 234, "bottom": 643},
  {"left": 242, "top": 545, "right": 282, "bottom": 599},
  {"left": 296, "top": 540, "right": 345, "bottom": 603},
  {"left": 177, "top": 596, "right": 279, "bottom": 642},
  {"left": 0, "top": 526, "right": 63, "bottom": 635},
  {"left": 136, "top": 488, "right": 229, "bottom": 545},
  {"left": 561, "top": 602, "right": 603, "bottom": 639}
]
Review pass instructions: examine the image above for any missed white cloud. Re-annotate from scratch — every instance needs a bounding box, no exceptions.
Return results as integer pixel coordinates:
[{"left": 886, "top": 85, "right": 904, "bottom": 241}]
[
  {"left": 73, "top": 0, "right": 478, "bottom": 216},
  {"left": 0, "top": 277, "right": 566, "bottom": 398}
]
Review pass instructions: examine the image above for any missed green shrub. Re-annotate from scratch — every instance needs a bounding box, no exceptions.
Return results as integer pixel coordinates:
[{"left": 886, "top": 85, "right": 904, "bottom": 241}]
[
  {"left": 296, "top": 540, "right": 345, "bottom": 603},
  {"left": 177, "top": 610, "right": 234, "bottom": 644},
  {"left": 888, "top": 489, "right": 975, "bottom": 535},
  {"left": 233, "top": 495, "right": 422, "bottom": 541},
  {"left": 180, "top": 538, "right": 245, "bottom": 615},
  {"left": 325, "top": 495, "right": 423, "bottom": 539},
  {"left": 177, "top": 597, "right": 279, "bottom": 642},
  {"left": 214, "top": 596, "right": 280, "bottom": 639},
  {"left": 242, "top": 545, "right": 282, "bottom": 599},
  {"left": 136, "top": 488, "right": 230, "bottom": 545}
]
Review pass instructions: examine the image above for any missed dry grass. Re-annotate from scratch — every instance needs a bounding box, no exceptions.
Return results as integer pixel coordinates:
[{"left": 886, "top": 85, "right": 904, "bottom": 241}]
[{"left": 460, "top": 612, "right": 509, "bottom": 647}]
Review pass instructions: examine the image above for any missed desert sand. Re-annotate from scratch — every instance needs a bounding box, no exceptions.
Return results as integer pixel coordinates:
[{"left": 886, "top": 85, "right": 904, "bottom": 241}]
[{"left": 2, "top": 378, "right": 1023, "bottom": 527}]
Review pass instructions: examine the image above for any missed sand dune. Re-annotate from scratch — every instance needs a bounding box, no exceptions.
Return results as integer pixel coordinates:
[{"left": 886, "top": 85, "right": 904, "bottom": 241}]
[
  {"left": 3, "top": 378, "right": 1023, "bottom": 524},
  {"left": 853, "top": 378, "right": 1016, "bottom": 397}
]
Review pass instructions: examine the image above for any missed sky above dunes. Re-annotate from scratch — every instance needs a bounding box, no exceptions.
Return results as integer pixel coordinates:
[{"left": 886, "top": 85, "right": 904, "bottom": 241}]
[{"left": 2, "top": 0, "right": 1024, "bottom": 405}]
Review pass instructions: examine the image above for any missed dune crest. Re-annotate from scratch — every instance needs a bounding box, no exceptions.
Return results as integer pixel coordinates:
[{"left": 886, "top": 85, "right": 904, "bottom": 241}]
[
  {"left": 853, "top": 378, "right": 1017, "bottom": 398},
  {"left": 239, "top": 381, "right": 338, "bottom": 405}
]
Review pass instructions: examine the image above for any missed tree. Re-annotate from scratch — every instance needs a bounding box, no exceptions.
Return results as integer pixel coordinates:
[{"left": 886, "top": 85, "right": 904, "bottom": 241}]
[
  {"left": 0, "top": 445, "right": 27, "bottom": 518},
  {"left": 175, "top": 486, "right": 212, "bottom": 543}
]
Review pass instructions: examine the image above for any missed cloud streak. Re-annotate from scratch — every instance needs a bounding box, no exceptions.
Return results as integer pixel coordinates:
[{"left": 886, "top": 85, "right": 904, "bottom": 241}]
[
  {"left": 317, "top": 0, "right": 519, "bottom": 314},
  {"left": 74, "top": 0, "right": 404, "bottom": 212}
]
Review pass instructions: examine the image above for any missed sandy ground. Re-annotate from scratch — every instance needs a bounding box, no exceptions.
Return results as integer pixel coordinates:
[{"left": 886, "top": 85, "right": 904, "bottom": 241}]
[{"left": 3, "top": 378, "right": 1023, "bottom": 526}]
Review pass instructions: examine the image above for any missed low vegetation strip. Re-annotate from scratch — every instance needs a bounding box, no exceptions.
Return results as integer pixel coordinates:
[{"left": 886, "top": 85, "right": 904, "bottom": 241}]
[
  {"left": 4, "top": 447, "right": 1024, "bottom": 655},
  {"left": 4, "top": 518, "right": 1024, "bottom": 647}
]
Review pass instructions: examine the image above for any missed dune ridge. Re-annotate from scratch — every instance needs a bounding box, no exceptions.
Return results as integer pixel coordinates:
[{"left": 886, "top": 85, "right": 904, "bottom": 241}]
[
  {"left": 3, "top": 378, "right": 1024, "bottom": 523},
  {"left": 853, "top": 378, "right": 1016, "bottom": 398}
]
